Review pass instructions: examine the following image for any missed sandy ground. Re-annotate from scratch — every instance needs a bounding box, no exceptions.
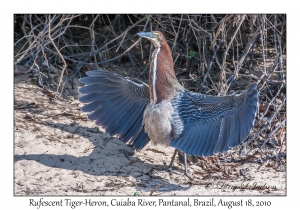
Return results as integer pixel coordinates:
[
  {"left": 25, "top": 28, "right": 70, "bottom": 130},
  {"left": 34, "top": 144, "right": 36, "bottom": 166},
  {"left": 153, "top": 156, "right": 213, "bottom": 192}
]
[{"left": 14, "top": 73, "right": 286, "bottom": 196}]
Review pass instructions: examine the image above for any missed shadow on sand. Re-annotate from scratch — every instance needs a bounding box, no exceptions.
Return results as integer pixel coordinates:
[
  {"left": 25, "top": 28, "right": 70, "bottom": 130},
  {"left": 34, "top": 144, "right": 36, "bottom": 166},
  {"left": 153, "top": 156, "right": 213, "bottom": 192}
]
[{"left": 14, "top": 122, "right": 191, "bottom": 193}]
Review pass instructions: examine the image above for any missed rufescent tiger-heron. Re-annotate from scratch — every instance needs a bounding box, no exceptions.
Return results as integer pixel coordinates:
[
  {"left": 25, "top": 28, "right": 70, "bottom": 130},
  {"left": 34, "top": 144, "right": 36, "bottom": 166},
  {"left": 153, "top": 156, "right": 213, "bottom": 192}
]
[{"left": 78, "top": 31, "right": 258, "bottom": 180}]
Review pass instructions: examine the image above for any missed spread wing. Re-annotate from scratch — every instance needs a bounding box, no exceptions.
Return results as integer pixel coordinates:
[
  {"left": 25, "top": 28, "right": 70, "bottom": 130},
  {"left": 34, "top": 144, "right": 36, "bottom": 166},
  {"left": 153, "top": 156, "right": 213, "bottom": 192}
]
[
  {"left": 170, "top": 83, "right": 258, "bottom": 156},
  {"left": 78, "top": 70, "right": 150, "bottom": 150}
]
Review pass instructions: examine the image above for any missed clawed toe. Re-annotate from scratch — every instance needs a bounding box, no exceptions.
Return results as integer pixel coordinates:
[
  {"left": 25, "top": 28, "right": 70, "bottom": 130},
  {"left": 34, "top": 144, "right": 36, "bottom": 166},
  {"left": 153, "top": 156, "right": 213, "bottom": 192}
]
[{"left": 184, "top": 171, "right": 194, "bottom": 180}]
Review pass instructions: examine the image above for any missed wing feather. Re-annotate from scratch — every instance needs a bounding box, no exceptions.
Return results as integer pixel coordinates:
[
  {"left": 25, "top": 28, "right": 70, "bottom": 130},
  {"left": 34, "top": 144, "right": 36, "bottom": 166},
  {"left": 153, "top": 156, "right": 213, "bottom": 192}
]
[
  {"left": 170, "top": 83, "right": 258, "bottom": 156},
  {"left": 79, "top": 70, "right": 150, "bottom": 149}
]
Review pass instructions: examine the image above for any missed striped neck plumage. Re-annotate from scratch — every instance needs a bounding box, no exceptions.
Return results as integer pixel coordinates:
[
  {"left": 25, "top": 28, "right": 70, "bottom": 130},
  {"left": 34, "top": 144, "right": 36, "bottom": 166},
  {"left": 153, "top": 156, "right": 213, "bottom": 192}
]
[{"left": 150, "top": 47, "right": 160, "bottom": 105}]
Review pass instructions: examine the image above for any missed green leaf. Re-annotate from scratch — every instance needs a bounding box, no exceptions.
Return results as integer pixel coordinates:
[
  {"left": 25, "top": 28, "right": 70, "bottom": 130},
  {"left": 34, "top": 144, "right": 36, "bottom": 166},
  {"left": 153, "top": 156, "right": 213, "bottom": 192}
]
[
  {"left": 188, "top": 50, "right": 196, "bottom": 58},
  {"left": 133, "top": 192, "right": 142, "bottom": 196},
  {"left": 145, "top": 14, "right": 150, "bottom": 19}
]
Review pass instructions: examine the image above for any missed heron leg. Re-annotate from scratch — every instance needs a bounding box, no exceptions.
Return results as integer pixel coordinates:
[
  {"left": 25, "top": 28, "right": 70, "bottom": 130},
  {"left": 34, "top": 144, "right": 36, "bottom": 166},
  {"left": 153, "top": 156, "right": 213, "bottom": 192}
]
[
  {"left": 183, "top": 153, "right": 194, "bottom": 180},
  {"left": 166, "top": 149, "right": 178, "bottom": 174}
]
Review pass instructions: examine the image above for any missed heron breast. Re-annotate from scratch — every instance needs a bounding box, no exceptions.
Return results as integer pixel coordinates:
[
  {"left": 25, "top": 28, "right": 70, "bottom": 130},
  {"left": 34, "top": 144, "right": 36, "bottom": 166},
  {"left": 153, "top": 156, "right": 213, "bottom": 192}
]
[{"left": 143, "top": 101, "right": 174, "bottom": 146}]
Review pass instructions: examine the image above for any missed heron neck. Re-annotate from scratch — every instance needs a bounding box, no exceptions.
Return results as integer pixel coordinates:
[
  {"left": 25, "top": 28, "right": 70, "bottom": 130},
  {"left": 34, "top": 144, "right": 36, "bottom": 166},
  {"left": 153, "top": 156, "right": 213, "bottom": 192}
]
[{"left": 149, "top": 47, "right": 183, "bottom": 104}]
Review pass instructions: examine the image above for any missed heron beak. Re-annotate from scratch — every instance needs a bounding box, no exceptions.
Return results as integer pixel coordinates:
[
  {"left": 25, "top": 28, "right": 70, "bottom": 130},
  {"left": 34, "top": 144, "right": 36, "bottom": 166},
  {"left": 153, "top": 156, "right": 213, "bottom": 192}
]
[{"left": 137, "top": 32, "right": 155, "bottom": 40}]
